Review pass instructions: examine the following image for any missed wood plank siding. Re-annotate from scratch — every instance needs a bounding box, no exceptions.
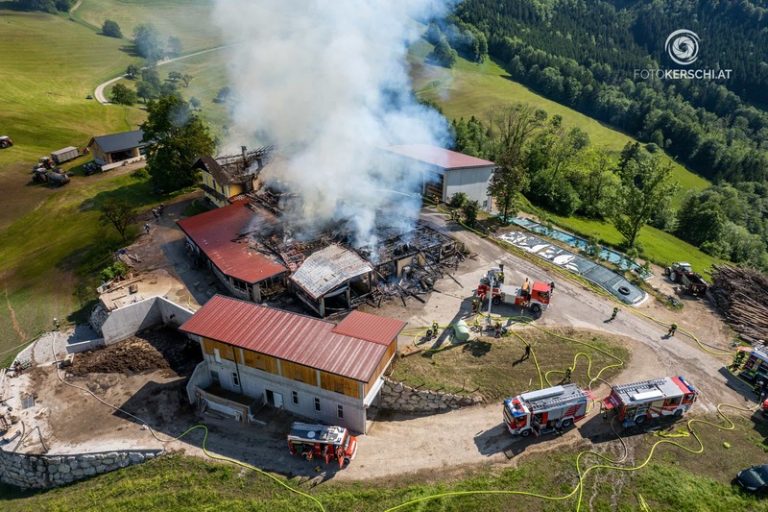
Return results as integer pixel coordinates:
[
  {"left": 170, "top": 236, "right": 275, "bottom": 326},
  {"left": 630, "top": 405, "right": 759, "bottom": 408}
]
[
  {"left": 364, "top": 341, "right": 397, "bottom": 396},
  {"left": 280, "top": 360, "right": 317, "bottom": 385},
  {"left": 242, "top": 350, "right": 278, "bottom": 374},
  {"left": 320, "top": 371, "right": 361, "bottom": 399},
  {"left": 203, "top": 338, "right": 240, "bottom": 362}
]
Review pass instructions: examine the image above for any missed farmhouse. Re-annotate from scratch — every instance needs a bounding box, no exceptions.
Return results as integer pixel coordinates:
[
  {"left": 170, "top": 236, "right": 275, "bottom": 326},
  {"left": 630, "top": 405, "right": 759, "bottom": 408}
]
[
  {"left": 387, "top": 144, "right": 496, "bottom": 211},
  {"left": 181, "top": 295, "right": 405, "bottom": 433},
  {"left": 177, "top": 200, "right": 289, "bottom": 303},
  {"left": 194, "top": 146, "right": 269, "bottom": 207},
  {"left": 87, "top": 129, "right": 148, "bottom": 170}
]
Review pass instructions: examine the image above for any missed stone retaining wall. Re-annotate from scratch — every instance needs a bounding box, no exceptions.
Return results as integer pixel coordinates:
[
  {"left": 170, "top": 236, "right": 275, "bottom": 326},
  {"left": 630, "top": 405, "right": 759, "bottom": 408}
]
[
  {"left": 380, "top": 377, "right": 484, "bottom": 413},
  {"left": 0, "top": 448, "right": 162, "bottom": 489}
]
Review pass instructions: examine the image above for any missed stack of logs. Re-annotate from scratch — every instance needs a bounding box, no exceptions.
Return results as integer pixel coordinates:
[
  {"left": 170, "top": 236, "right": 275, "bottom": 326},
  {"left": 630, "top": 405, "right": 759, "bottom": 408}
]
[{"left": 710, "top": 265, "right": 768, "bottom": 343}]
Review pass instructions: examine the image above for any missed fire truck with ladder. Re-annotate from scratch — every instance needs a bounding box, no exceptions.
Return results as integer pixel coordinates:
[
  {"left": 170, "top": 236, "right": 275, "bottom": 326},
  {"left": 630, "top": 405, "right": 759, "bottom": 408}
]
[
  {"left": 287, "top": 422, "right": 358, "bottom": 468},
  {"left": 503, "top": 384, "right": 590, "bottom": 437},
  {"left": 476, "top": 267, "right": 552, "bottom": 316},
  {"left": 601, "top": 376, "right": 698, "bottom": 428}
]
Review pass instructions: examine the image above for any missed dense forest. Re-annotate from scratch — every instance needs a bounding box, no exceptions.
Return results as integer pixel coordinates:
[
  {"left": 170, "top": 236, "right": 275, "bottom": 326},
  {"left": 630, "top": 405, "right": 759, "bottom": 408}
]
[{"left": 450, "top": 0, "right": 768, "bottom": 268}]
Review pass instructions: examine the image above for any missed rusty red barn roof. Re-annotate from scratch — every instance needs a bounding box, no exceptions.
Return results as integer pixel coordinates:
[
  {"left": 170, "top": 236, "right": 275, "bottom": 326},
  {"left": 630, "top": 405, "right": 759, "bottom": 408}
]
[
  {"left": 332, "top": 310, "right": 406, "bottom": 346},
  {"left": 177, "top": 201, "right": 287, "bottom": 284},
  {"left": 387, "top": 144, "right": 495, "bottom": 170},
  {"left": 180, "top": 295, "right": 402, "bottom": 382}
]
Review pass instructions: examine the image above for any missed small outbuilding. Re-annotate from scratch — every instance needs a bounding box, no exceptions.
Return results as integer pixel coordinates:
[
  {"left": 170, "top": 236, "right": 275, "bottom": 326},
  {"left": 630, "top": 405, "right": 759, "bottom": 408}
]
[
  {"left": 87, "top": 130, "right": 148, "bottom": 170},
  {"left": 50, "top": 146, "right": 79, "bottom": 164}
]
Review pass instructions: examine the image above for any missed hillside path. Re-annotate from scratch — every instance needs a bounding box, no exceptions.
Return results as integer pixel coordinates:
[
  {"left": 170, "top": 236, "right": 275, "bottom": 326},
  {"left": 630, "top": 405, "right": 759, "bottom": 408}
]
[{"left": 94, "top": 45, "right": 232, "bottom": 104}]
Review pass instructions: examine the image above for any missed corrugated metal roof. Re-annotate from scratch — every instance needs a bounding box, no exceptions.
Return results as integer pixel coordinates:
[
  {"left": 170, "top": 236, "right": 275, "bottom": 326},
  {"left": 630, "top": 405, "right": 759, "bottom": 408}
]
[
  {"left": 177, "top": 201, "right": 287, "bottom": 284},
  {"left": 180, "top": 295, "right": 393, "bottom": 382},
  {"left": 51, "top": 146, "right": 78, "bottom": 156},
  {"left": 332, "top": 310, "right": 406, "bottom": 345},
  {"left": 387, "top": 144, "right": 495, "bottom": 170},
  {"left": 89, "top": 130, "right": 146, "bottom": 153},
  {"left": 289, "top": 245, "right": 373, "bottom": 299}
]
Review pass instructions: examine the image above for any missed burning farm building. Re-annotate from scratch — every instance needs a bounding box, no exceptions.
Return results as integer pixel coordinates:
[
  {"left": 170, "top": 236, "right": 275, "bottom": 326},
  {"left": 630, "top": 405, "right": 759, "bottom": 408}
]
[{"left": 178, "top": 190, "right": 462, "bottom": 317}]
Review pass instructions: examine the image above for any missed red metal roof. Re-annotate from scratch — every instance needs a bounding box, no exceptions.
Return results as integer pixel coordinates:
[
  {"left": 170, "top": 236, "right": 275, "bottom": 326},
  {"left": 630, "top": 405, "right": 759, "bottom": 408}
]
[
  {"left": 332, "top": 310, "right": 406, "bottom": 346},
  {"left": 387, "top": 144, "right": 495, "bottom": 170},
  {"left": 177, "top": 201, "right": 287, "bottom": 284},
  {"left": 180, "top": 295, "right": 396, "bottom": 382}
]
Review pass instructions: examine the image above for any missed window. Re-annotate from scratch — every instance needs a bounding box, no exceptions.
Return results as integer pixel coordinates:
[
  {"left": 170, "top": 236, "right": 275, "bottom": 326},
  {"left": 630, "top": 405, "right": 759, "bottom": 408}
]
[
  {"left": 292, "top": 391, "right": 299, "bottom": 404},
  {"left": 665, "top": 396, "right": 682, "bottom": 406},
  {"left": 213, "top": 348, "right": 221, "bottom": 364},
  {"left": 232, "top": 372, "right": 239, "bottom": 387},
  {"left": 314, "top": 398, "right": 321, "bottom": 411},
  {"left": 210, "top": 371, "right": 220, "bottom": 384},
  {"left": 231, "top": 278, "right": 249, "bottom": 292},
  {"left": 337, "top": 405, "right": 344, "bottom": 419}
]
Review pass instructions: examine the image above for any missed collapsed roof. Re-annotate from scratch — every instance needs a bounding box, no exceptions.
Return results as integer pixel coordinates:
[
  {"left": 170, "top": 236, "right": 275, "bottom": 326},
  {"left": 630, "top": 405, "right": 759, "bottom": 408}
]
[{"left": 290, "top": 245, "right": 373, "bottom": 300}]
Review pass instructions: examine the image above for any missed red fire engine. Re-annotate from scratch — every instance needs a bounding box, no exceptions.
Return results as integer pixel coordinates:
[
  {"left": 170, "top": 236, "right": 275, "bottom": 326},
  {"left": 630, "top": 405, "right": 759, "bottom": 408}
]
[
  {"left": 287, "top": 422, "right": 358, "bottom": 468},
  {"left": 601, "top": 376, "right": 698, "bottom": 428},
  {"left": 476, "top": 268, "right": 552, "bottom": 316},
  {"left": 503, "top": 384, "right": 590, "bottom": 437}
]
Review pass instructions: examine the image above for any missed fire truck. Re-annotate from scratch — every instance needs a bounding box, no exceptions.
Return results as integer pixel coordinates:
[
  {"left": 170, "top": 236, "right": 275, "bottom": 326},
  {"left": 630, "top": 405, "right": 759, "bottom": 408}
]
[
  {"left": 503, "top": 384, "right": 590, "bottom": 437},
  {"left": 601, "top": 376, "right": 698, "bottom": 428},
  {"left": 476, "top": 268, "right": 552, "bottom": 316},
  {"left": 287, "top": 422, "right": 358, "bottom": 468}
]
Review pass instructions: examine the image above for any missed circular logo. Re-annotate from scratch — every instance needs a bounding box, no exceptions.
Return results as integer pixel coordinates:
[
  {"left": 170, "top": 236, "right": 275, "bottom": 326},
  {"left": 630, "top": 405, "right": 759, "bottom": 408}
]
[{"left": 665, "top": 29, "right": 700, "bottom": 66}]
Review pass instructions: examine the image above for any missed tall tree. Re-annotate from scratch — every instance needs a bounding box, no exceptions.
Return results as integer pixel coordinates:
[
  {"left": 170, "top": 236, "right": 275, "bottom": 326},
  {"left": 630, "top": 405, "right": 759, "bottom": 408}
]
[
  {"left": 102, "top": 20, "right": 122, "bottom": 38},
  {"left": 110, "top": 83, "right": 137, "bottom": 105},
  {"left": 133, "top": 24, "right": 164, "bottom": 61},
  {"left": 612, "top": 148, "right": 677, "bottom": 248},
  {"left": 98, "top": 199, "right": 136, "bottom": 241},
  {"left": 140, "top": 95, "right": 215, "bottom": 192},
  {"left": 487, "top": 103, "right": 546, "bottom": 222}
]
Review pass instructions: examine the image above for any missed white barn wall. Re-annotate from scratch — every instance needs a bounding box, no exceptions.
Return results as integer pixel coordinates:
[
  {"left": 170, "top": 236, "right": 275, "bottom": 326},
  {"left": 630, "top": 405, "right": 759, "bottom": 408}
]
[{"left": 443, "top": 166, "right": 495, "bottom": 211}]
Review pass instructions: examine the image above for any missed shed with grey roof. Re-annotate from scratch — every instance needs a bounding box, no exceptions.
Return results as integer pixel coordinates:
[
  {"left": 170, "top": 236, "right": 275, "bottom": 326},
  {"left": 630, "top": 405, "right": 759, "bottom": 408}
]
[{"left": 87, "top": 129, "right": 148, "bottom": 169}]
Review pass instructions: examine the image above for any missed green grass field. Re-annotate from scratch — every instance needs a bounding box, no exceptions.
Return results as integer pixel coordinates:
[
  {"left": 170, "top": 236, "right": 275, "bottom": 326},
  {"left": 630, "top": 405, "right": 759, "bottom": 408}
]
[
  {"left": 410, "top": 42, "right": 711, "bottom": 200},
  {"left": 0, "top": 10, "right": 144, "bottom": 170},
  {"left": 392, "top": 328, "right": 628, "bottom": 400},
  {"left": 72, "top": 0, "right": 222, "bottom": 52}
]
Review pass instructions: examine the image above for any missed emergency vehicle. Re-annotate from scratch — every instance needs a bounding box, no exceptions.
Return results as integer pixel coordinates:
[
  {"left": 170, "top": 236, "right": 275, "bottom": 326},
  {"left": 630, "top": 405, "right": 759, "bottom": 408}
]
[
  {"left": 287, "top": 422, "right": 357, "bottom": 468},
  {"left": 601, "top": 376, "right": 698, "bottom": 428},
  {"left": 476, "top": 268, "right": 552, "bottom": 315},
  {"left": 503, "top": 384, "right": 590, "bottom": 437}
]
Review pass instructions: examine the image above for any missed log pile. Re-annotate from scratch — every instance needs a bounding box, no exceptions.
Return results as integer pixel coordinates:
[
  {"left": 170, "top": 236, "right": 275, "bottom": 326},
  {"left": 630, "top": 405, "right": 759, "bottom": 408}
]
[{"left": 710, "top": 265, "right": 768, "bottom": 343}]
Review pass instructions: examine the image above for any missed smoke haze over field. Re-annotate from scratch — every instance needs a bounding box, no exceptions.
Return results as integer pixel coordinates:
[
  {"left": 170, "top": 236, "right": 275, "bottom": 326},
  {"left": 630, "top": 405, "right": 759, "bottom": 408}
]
[{"left": 212, "top": 0, "right": 452, "bottom": 247}]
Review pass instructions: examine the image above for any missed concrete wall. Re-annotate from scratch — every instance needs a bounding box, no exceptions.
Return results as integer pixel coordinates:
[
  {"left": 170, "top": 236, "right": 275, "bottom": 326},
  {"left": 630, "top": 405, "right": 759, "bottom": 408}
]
[
  {"left": 199, "top": 356, "right": 369, "bottom": 434},
  {"left": 379, "top": 377, "right": 484, "bottom": 413},
  {"left": 443, "top": 166, "right": 494, "bottom": 211},
  {"left": 0, "top": 447, "right": 161, "bottom": 489},
  {"left": 98, "top": 297, "right": 195, "bottom": 345},
  {"left": 66, "top": 338, "right": 106, "bottom": 354}
]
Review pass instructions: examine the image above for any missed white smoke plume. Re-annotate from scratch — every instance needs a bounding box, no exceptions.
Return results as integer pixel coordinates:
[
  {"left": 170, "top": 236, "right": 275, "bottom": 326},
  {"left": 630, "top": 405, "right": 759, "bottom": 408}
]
[{"left": 212, "top": 0, "right": 453, "bottom": 247}]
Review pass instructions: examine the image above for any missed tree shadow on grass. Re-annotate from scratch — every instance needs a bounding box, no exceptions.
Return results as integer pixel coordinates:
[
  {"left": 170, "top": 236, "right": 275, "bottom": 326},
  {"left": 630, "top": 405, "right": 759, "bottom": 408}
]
[{"left": 463, "top": 339, "right": 493, "bottom": 357}]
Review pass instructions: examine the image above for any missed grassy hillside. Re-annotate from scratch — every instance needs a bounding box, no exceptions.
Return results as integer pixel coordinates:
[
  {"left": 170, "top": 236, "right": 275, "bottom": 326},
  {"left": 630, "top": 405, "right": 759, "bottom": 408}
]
[
  {"left": 72, "top": 0, "right": 222, "bottom": 52},
  {"left": 409, "top": 41, "right": 710, "bottom": 202},
  {"left": 0, "top": 10, "right": 144, "bottom": 170},
  {"left": 4, "top": 417, "right": 767, "bottom": 512},
  {"left": 409, "top": 43, "right": 719, "bottom": 270}
]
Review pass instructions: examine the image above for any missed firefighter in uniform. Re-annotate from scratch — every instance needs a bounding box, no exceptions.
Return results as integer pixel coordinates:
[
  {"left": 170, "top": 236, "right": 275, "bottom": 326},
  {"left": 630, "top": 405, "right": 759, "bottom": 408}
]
[{"left": 431, "top": 321, "right": 439, "bottom": 340}]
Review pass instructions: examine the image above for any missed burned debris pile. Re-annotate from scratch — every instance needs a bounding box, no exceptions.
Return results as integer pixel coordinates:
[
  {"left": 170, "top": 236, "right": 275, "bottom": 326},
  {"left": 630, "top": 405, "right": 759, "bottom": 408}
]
[{"left": 710, "top": 265, "right": 768, "bottom": 343}]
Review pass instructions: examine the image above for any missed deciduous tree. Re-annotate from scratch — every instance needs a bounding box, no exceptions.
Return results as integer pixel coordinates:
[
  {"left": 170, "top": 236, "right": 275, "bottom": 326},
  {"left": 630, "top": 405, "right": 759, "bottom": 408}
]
[
  {"left": 102, "top": 20, "right": 122, "bottom": 38},
  {"left": 98, "top": 199, "right": 136, "bottom": 241}
]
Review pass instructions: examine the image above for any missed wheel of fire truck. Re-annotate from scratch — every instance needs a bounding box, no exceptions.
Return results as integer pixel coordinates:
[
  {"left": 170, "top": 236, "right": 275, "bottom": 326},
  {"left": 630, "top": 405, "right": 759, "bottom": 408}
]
[
  {"left": 492, "top": 296, "right": 501, "bottom": 306},
  {"left": 673, "top": 408, "right": 683, "bottom": 417},
  {"left": 344, "top": 457, "right": 351, "bottom": 467},
  {"left": 561, "top": 418, "right": 573, "bottom": 429},
  {"left": 634, "top": 415, "right": 646, "bottom": 425},
  {"left": 530, "top": 303, "right": 542, "bottom": 316},
  {"left": 669, "top": 271, "right": 677, "bottom": 282},
  {"left": 520, "top": 429, "right": 531, "bottom": 437}
]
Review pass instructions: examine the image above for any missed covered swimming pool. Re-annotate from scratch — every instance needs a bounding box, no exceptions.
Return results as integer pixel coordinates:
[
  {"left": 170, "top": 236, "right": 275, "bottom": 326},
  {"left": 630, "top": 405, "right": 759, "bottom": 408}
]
[{"left": 497, "top": 230, "right": 647, "bottom": 305}]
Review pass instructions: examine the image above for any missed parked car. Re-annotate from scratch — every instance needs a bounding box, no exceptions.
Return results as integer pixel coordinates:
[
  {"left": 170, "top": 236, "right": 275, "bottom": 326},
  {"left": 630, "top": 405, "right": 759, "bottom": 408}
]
[{"left": 736, "top": 464, "right": 768, "bottom": 492}]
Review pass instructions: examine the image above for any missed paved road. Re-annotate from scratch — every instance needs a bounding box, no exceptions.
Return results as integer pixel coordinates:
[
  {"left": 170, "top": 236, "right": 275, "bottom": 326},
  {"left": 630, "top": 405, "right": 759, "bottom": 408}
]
[{"left": 94, "top": 45, "right": 232, "bottom": 104}]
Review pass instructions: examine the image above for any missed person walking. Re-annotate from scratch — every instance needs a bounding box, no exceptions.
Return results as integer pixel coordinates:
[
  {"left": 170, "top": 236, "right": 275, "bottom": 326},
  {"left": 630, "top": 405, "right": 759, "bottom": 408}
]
[
  {"left": 564, "top": 367, "right": 572, "bottom": 383},
  {"left": 144, "top": 223, "right": 151, "bottom": 235},
  {"left": 523, "top": 344, "right": 531, "bottom": 361},
  {"left": 610, "top": 307, "right": 619, "bottom": 322},
  {"left": 549, "top": 281, "right": 555, "bottom": 294},
  {"left": 667, "top": 323, "right": 678, "bottom": 337}
]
